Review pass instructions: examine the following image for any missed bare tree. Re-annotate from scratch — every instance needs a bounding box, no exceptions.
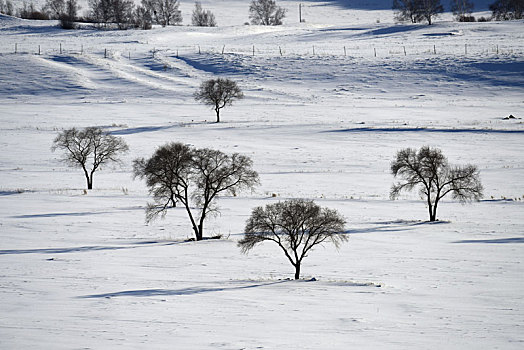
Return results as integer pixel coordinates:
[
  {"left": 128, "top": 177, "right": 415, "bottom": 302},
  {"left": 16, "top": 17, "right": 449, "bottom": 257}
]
[
  {"left": 392, "top": 0, "right": 423, "bottom": 23},
  {"left": 194, "top": 78, "right": 244, "bottom": 123},
  {"left": 390, "top": 146, "right": 483, "bottom": 222},
  {"left": 191, "top": 1, "right": 216, "bottom": 26},
  {"left": 89, "top": 0, "right": 113, "bottom": 25},
  {"left": 142, "top": 0, "right": 181, "bottom": 26},
  {"left": 451, "top": 0, "right": 474, "bottom": 20},
  {"left": 52, "top": 127, "right": 129, "bottom": 190},
  {"left": 490, "top": 0, "right": 523, "bottom": 20},
  {"left": 417, "top": 0, "right": 443, "bottom": 24},
  {"left": 59, "top": 0, "right": 79, "bottom": 29},
  {"left": 44, "top": 0, "right": 65, "bottom": 18},
  {"left": 135, "top": 143, "right": 259, "bottom": 241},
  {"left": 133, "top": 5, "right": 152, "bottom": 29},
  {"left": 249, "top": 0, "right": 286, "bottom": 25},
  {"left": 111, "top": 0, "right": 134, "bottom": 29},
  {"left": 239, "top": 199, "right": 347, "bottom": 280}
]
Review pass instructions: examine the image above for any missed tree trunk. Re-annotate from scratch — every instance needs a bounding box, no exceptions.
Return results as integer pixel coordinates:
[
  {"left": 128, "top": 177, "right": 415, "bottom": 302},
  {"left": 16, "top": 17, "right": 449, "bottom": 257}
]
[
  {"left": 195, "top": 222, "right": 204, "bottom": 241},
  {"left": 427, "top": 197, "right": 434, "bottom": 221},
  {"left": 294, "top": 263, "right": 301, "bottom": 280},
  {"left": 87, "top": 177, "right": 93, "bottom": 190},
  {"left": 430, "top": 201, "right": 438, "bottom": 221},
  {"left": 215, "top": 107, "right": 220, "bottom": 123}
]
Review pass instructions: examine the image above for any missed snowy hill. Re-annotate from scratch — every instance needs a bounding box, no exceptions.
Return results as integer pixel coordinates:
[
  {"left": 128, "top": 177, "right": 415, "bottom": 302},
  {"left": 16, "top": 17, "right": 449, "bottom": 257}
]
[{"left": 1, "top": 3, "right": 524, "bottom": 349}]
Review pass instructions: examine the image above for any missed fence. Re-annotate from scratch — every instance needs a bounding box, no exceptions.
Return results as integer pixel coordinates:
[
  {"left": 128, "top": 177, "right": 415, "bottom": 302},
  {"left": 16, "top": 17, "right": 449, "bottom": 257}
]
[{"left": 5, "top": 41, "right": 521, "bottom": 59}]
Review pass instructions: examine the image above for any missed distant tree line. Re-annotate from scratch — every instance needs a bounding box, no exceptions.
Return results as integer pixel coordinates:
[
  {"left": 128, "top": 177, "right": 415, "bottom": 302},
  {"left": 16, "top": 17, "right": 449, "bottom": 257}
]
[
  {"left": 392, "top": 0, "right": 522, "bottom": 23},
  {"left": 1, "top": 0, "right": 293, "bottom": 30}
]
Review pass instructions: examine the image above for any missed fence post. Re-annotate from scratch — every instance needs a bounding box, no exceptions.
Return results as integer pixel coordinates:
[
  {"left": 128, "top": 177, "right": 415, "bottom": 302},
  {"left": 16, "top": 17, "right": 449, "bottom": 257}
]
[
  {"left": 465, "top": 44, "right": 467, "bottom": 55},
  {"left": 198, "top": 45, "right": 201, "bottom": 54},
  {"left": 312, "top": 45, "right": 315, "bottom": 55},
  {"left": 105, "top": 48, "right": 107, "bottom": 58},
  {"left": 344, "top": 46, "right": 346, "bottom": 56},
  {"left": 374, "top": 47, "right": 376, "bottom": 57},
  {"left": 279, "top": 46, "right": 282, "bottom": 56},
  {"left": 222, "top": 45, "right": 225, "bottom": 54},
  {"left": 38, "top": 45, "right": 41, "bottom": 55},
  {"left": 15, "top": 43, "right": 17, "bottom": 54},
  {"left": 403, "top": 46, "right": 406, "bottom": 56},
  {"left": 496, "top": 45, "right": 499, "bottom": 55},
  {"left": 252, "top": 45, "right": 255, "bottom": 56},
  {"left": 433, "top": 45, "right": 436, "bottom": 54},
  {"left": 60, "top": 43, "right": 62, "bottom": 54}
]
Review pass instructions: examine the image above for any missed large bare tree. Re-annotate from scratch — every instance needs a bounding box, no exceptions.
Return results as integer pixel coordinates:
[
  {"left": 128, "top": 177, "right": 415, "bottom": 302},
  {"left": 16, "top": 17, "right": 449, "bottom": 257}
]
[
  {"left": 52, "top": 127, "right": 129, "bottom": 190},
  {"left": 239, "top": 199, "right": 347, "bottom": 280},
  {"left": 194, "top": 78, "right": 244, "bottom": 123},
  {"left": 390, "top": 146, "right": 483, "bottom": 221},
  {"left": 134, "top": 143, "right": 259, "bottom": 241}
]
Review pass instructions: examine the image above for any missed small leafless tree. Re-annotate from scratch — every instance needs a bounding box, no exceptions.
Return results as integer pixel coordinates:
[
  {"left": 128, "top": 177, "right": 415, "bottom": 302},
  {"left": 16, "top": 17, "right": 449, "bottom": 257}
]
[
  {"left": 52, "top": 127, "right": 129, "bottom": 190},
  {"left": 135, "top": 143, "right": 259, "bottom": 241},
  {"left": 249, "top": 0, "right": 286, "bottom": 25},
  {"left": 489, "top": 0, "right": 523, "bottom": 20},
  {"left": 451, "top": 0, "right": 474, "bottom": 20},
  {"left": 390, "top": 146, "right": 483, "bottom": 222},
  {"left": 194, "top": 78, "right": 243, "bottom": 123},
  {"left": 392, "top": 0, "right": 423, "bottom": 23},
  {"left": 191, "top": 1, "right": 216, "bottom": 26},
  {"left": 142, "top": 0, "right": 181, "bottom": 26},
  {"left": 417, "top": 0, "right": 443, "bottom": 24},
  {"left": 239, "top": 199, "right": 347, "bottom": 280}
]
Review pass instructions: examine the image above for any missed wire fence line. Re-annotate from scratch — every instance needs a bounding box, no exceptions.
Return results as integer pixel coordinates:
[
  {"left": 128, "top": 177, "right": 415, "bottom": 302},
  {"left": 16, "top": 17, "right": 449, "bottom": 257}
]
[{"left": 5, "top": 42, "right": 522, "bottom": 59}]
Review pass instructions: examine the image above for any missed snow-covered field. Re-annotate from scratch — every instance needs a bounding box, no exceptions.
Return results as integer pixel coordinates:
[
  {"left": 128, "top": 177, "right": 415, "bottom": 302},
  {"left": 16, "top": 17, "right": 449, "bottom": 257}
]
[{"left": 1, "top": 0, "right": 524, "bottom": 348}]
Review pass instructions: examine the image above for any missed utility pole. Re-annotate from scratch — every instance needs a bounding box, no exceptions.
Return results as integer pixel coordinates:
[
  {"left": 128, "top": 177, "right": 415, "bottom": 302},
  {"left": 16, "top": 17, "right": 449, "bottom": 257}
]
[{"left": 299, "top": 3, "right": 302, "bottom": 23}]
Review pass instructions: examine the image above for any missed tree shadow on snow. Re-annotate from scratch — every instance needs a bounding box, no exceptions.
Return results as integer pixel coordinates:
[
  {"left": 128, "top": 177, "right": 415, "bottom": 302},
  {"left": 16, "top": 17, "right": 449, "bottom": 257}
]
[
  {"left": 0, "top": 241, "right": 182, "bottom": 255},
  {"left": 325, "top": 127, "right": 524, "bottom": 134},
  {"left": 346, "top": 219, "right": 449, "bottom": 235},
  {"left": 452, "top": 237, "right": 524, "bottom": 244},
  {"left": 78, "top": 280, "right": 288, "bottom": 298}
]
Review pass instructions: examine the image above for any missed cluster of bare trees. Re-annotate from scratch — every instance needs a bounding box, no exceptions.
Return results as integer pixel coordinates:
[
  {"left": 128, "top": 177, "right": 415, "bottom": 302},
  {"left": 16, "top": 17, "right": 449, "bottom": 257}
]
[
  {"left": 392, "top": 0, "right": 444, "bottom": 24},
  {"left": 51, "top": 117, "right": 483, "bottom": 279},
  {"left": 86, "top": 0, "right": 181, "bottom": 29},
  {"left": 489, "top": 0, "right": 523, "bottom": 20},
  {"left": 1, "top": 0, "right": 290, "bottom": 29},
  {"left": 394, "top": 0, "right": 521, "bottom": 23}
]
